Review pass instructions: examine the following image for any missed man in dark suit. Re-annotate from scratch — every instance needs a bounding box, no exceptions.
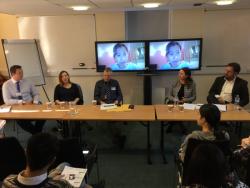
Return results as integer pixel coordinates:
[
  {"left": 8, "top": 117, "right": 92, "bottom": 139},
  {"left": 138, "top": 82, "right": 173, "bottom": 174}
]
[{"left": 207, "top": 62, "right": 249, "bottom": 107}]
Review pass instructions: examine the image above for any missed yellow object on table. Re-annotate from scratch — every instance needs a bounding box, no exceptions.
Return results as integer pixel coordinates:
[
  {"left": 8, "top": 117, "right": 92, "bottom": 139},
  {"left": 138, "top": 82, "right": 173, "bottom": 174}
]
[{"left": 107, "top": 104, "right": 132, "bottom": 112}]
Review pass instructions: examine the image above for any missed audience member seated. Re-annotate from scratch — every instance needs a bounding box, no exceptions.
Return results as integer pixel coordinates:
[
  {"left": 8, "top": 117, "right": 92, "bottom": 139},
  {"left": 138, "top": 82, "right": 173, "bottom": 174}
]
[
  {"left": 2, "top": 65, "right": 45, "bottom": 135},
  {"left": 207, "top": 62, "right": 249, "bottom": 107},
  {"left": 179, "top": 104, "right": 229, "bottom": 161},
  {"left": 241, "top": 136, "right": 250, "bottom": 148},
  {"left": 232, "top": 136, "right": 250, "bottom": 186},
  {"left": 0, "top": 137, "right": 26, "bottom": 181},
  {"left": 54, "top": 70, "right": 83, "bottom": 105},
  {"left": 185, "top": 143, "right": 227, "bottom": 188},
  {"left": 2, "top": 133, "right": 92, "bottom": 188},
  {"left": 166, "top": 68, "right": 196, "bottom": 134}
]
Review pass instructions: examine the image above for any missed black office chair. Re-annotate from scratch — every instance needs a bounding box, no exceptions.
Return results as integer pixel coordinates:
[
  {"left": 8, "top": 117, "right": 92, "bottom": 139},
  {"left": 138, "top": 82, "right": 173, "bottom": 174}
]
[
  {"left": 176, "top": 138, "right": 232, "bottom": 187},
  {"left": 0, "top": 137, "right": 26, "bottom": 181},
  {"left": 76, "top": 84, "right": 84, "bottom": 105}
]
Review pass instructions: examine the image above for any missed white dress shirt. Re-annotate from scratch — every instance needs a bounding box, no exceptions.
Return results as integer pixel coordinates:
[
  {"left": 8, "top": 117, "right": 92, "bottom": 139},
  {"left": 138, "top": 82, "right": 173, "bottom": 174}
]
[
  {"left": 219, "top": 77, "right": 236, "bottom": 103},
  {"left": 2, "top": 78, "right": 40, "bottom": 105}
]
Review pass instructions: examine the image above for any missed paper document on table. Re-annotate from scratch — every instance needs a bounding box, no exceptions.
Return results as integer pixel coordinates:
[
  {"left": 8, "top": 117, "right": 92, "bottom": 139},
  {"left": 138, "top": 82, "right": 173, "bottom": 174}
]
[
  {"left": 107, "top": 104, "right": 132, "bottom": 112},
  {"left": 11, "top": 109, "right": 40, "bottom": 113},
  {"left": 183, "top": 103, "right": 196, "bottom": 110},
  {"left": 61, "top": 166, "right": 87, "bottom": 188},
  {"left": 195, "top": 104, "right": 203, "bottom": 110},
  {"left": 0, "top": 105, "right": 11, "bottom": 113},
  {"left": 215, "top": 104, "right": 227, "bottom": 112},
  {"left": 55, "top": 109, "right": 70, "bottom": 112}
]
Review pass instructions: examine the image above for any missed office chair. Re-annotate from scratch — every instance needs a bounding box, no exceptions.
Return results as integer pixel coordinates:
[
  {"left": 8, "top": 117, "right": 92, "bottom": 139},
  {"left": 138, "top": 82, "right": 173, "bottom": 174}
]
[{"left": 0, "top": 137, "right": 26, "bottom": 181}]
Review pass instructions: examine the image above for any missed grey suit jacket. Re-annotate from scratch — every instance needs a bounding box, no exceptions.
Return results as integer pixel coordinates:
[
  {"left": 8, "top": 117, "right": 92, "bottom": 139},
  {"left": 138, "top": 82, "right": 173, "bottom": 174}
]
[{"left": 168, "top": 80, "right": 196, "bottom": 103}]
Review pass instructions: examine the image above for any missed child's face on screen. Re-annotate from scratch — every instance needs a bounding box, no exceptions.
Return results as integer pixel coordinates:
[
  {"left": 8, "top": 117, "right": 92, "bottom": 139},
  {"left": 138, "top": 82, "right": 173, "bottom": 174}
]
[
  {"left": 167, "top": 45, "right": 181, "bottom": 67},
  {"left": 114, "top": 46, "right": 129, "bottom": 66}
]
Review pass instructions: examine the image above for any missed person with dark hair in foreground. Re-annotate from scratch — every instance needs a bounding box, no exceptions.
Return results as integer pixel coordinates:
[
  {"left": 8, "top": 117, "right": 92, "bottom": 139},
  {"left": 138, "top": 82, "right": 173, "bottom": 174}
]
[
  {"left": 179, "top": 104, "right": 229, "bottom": 161},
  {"left": 2, "top": 133, "right": 92, "bottom": 188},
  {"left": 186, "top": 143, "right": 227, "bottom": 188},
  {"left": 207, "top": 62, "right": 249, "bottom": 107}
]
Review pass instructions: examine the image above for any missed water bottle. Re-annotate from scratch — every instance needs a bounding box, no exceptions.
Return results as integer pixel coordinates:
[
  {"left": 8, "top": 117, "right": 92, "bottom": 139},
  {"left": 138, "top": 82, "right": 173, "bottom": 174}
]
[{"left": 234, "top": 94, "right": 240, "bottom": 110}]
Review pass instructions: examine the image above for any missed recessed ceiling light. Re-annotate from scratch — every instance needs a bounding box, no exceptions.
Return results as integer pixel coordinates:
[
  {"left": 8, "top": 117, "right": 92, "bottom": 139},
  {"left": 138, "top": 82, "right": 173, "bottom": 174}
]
[
  {"left": 142, "top": 3, "right": 160, "bottom": 8},
  {"left": 71, "top": 5, "right": 89, "bottom": 11},
  {"left": 215, "top": 0, "right": 236, "bottom": 6}
]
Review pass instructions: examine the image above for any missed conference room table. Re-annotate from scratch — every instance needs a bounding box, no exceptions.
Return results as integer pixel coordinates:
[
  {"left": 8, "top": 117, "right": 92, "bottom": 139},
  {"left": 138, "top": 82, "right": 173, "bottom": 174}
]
[
  {"left": 155, "top": 104, "right": 250, "bottom": 163},
  {"left": 0, "top": 104, "right": 155, "bottom": 164},
  {"left": 1, "top": 104, "right": 250, "bottom": 164}
]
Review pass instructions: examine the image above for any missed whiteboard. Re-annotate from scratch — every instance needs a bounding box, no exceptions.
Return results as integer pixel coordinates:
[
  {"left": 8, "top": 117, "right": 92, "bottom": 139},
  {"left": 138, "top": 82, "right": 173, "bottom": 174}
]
[{"left": 2, "top": 39, "right": 45, "bottom": 85}]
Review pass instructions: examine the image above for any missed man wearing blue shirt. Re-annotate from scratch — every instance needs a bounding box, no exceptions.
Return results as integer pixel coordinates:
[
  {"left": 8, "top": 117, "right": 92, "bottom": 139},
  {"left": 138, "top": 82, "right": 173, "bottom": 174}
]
[{"left": 2, "top": 65, "right": 45, "bottom": 134}]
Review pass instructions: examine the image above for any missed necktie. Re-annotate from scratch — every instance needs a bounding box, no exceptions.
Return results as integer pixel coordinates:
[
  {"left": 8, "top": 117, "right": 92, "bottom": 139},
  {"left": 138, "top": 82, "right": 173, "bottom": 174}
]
[
  {"left": 16, "top": 81, "right": 22, "bottom": 100},
  {"left": 104, "top": 82, "right": 111, "bottom": 103},
  {"left": 106, "top": 87, "right": 111, "bottom": 101}
]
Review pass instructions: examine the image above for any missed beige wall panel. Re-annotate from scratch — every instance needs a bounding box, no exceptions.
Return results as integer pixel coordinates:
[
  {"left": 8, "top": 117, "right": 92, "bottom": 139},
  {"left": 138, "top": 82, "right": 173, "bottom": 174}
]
[
  {"left": 0, "top": 14, "right": 19, "bottom": 76},
  {"left": 170, "top": 9, "right": 203, "bottom": 38},
  {"left": 95, "top": 12, "right": 125, "bottom": 41}
]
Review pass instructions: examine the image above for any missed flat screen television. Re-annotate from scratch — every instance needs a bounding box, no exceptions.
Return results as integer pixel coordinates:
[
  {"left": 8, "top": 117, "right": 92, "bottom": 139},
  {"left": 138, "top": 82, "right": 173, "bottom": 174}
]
[
  {"left": 149, "top": 38, "right": 202, "bottom": 71},
  {"left": 95, "top": 41, "right": 146, "bottom": 72}
]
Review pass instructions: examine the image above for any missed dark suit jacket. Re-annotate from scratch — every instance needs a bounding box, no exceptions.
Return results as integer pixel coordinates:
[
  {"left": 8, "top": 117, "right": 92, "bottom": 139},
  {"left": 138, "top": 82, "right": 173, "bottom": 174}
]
[{"left": 207, "top": 76, "right": 249, "bottom": 107}]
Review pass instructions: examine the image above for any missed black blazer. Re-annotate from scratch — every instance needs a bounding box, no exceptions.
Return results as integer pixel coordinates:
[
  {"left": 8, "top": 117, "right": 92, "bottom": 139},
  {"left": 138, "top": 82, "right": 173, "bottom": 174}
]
[{"left": 207, "top": 76, "right": 249, "bottom": 107}]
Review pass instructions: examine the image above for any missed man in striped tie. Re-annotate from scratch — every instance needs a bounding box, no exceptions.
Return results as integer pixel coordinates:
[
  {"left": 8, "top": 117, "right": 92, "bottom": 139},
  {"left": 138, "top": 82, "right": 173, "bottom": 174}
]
[
  {"left": 94, "top": 68, "right": 126, "bottom": 149},
  {"left": 94, "top": 67, "right": 123, "bottom": 105},
  {"left": 2, "top": 65, "right": 45, "bottom": 135}
]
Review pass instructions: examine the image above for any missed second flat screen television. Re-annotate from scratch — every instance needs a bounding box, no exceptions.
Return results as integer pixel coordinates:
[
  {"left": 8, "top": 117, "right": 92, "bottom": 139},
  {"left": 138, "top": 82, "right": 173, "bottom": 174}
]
[
  {"left": 149, "top": 39, "right": 202, "bottom": 71},
  {"left": 95, "top": 41, "right": 145, "bottom": 72}
]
